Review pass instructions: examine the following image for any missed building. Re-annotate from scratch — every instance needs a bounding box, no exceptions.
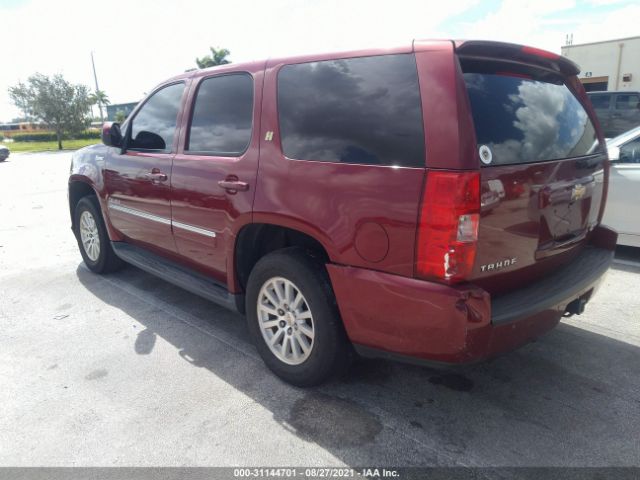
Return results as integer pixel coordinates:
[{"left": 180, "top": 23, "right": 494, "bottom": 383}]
[
  {"left": 561, "top": 36, "right": 640, "bottom": 92},
  {"left": 0, "top": 122, "right": 50, "bottom": 138},
  {"left": 106, "top": 102, "right": 138, "bottom": 121}
]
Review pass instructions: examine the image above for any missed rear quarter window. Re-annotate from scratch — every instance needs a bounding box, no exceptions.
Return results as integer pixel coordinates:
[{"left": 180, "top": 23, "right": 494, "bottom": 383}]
[
  {"left": 277, "top": 54, "right": 425, "bottom": 168},
  {"left": 464, "top": 73, "right": 602, "bottom": 166}
]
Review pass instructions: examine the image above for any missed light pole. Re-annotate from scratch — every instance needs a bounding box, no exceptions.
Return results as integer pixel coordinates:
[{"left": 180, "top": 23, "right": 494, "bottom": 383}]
[{"left": 91, "top": 51, "right": 104, "bottom": 122}]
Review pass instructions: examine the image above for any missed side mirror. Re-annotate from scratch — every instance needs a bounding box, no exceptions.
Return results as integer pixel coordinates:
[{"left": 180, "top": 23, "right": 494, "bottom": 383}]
[
  {"left": 608, "top": 145, "right": 620, "bottom": 162},
  {"left": 102, "top": 122, "right": 123, "bottom": 147},
  {"left": 132, "top": 131, "right": 166, "bottom": 150}
]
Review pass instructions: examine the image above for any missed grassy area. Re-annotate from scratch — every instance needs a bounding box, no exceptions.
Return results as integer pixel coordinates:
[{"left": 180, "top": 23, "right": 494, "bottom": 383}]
[{"left": 0, "top": 138, "right": 99, "bottom": 153}]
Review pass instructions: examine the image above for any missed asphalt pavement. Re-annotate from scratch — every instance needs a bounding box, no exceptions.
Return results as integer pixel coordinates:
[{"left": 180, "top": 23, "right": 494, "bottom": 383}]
[{"left": 1, "top": 151, "right": 639, "bottom": 468}]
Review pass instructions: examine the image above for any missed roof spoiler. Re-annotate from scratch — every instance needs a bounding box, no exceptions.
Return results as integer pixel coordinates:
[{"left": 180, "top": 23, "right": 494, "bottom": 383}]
[{"left": 454, "top": 40, "right": 580, "bottom": 77}]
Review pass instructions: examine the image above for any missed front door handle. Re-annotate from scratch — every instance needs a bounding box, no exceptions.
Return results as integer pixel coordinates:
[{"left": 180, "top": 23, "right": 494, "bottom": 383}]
[
  {"left": 144, "top": 168, "right": 168, "bottom": 183},
  {"left": 218, "top": 179, "right": 249, "bottom": 193}
]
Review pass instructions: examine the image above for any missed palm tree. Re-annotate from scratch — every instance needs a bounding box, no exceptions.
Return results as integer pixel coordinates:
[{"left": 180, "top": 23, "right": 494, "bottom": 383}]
[
  {"left": 196, "top": 47, "right": 231, "bottom": 69},
  {"left": 89, "top": 90, "right": 110, "bottom": 122}
]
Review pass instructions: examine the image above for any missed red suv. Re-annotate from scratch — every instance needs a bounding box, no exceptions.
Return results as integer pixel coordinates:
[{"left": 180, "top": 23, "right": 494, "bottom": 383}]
[{"left": 69, "top": 40, "right": 616, "bottom": 386}]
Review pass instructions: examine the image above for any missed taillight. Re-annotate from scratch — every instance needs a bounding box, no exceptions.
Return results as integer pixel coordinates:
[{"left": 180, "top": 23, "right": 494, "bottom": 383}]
[{"left": 416, "top": 171, "right": 480, "bottom": 284}]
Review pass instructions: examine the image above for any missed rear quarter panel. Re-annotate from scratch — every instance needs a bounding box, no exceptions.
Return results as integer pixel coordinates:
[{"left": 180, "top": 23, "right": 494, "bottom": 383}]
[{"left": 253, "top": 44, "right": 460, "bottom": 276}]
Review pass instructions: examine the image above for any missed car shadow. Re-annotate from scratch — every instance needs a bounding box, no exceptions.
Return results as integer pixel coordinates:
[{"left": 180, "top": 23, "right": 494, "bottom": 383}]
[{"left": 76, "top": 263, "right": 640, "bottom": 467}]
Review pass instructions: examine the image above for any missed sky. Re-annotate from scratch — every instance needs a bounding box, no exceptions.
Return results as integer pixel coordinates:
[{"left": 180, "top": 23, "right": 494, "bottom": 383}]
[{"left": 1, "top": 0, "right": 639, "bottom": 122}]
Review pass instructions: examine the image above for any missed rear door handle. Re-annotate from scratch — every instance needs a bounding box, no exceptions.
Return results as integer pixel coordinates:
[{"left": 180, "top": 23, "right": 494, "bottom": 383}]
[{"left": 218, "top": 179, "right": 249, "bottom": 192}]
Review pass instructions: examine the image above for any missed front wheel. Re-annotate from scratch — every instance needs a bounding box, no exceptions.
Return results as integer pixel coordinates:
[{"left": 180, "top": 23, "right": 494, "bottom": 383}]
[
  {"left": 74, "top": 196, "right": 124, "bottom": 274},
  {"left": 246, "top": 248, "right": 350, "bottom": 386}
]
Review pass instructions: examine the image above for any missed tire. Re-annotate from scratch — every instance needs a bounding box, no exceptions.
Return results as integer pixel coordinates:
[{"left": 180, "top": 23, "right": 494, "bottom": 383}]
[
  {"left": 74, "top": 196, "right": 124, "bottom": 274},
  {"left": 246, "top": 247, "right": 350, "bottom": 386}
]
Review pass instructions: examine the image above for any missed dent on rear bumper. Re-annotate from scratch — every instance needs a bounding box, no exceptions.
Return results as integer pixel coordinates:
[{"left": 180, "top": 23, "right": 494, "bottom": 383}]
[
  {"left": 327, "top": 226, "right": 616, "bottom": 365},
  {"left": 326, "top": 264, "right": 492, "bottom": 363}
]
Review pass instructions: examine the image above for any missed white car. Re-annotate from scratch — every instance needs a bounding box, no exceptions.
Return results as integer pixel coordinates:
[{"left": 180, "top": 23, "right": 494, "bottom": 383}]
[{"left": 604, "top": 125, "right": 640, "bottom": 247}]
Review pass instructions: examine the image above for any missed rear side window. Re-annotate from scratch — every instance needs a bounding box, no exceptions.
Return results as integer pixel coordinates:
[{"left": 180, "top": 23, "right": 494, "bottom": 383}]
[
  {"left": 187, "top": 74, "right": 253, "bottom": 155},
  {"left": 277, "top": 54, "right": 425, "bottom": 167},
  {"left": 615, "top": 94, "right": 640, "bottom": 110},
  {"left": 590, "top": 94, "right": 611, "bottom": 110},
  {"left": 464, "top": 73, "right": 602, "bottom": 166},
  {"left": 130, "top": 82, "right": 185, "bottom": 152}
]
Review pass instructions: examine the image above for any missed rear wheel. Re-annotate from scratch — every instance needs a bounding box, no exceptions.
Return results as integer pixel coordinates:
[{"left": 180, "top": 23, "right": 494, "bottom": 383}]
[
  {"left": 246, "top": 248, "right": 350, "bottom": 386},
  {"left": 74, "top": 196, "right": 124, "bottom": 273}
]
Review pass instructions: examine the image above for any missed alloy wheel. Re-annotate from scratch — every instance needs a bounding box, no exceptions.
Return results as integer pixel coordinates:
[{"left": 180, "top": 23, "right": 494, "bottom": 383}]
[
  {"left": 79, "top": 210, "right": 100, "bottom": 262},
  {"left": 257, "top": 276, "right": 314, "bottom": 365}
]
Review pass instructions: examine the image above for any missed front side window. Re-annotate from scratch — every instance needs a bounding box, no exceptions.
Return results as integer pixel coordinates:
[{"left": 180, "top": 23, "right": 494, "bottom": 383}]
[
  {"left": 187, "top": 74, "right": 253, "bottom": 155},
  {"left": 615, "top": 94, "right": 640, "bottom": 110},
  {"left": 129, "top": 83, "right": 185, "bottom": 152},
  {"left": 464, "top": 73, "right": 602, "bottom": 166},
  {"left": 277, "top": 54, "right": 425, "bottom": 167}
]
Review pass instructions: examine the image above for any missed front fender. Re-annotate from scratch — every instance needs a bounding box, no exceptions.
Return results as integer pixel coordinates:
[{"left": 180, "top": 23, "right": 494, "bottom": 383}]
[
  {"left": 69, "top": 144, "right": 108, "bottom": 190},
  {"left": 68, "top": 144, "right": 122, "bottom": 241}
]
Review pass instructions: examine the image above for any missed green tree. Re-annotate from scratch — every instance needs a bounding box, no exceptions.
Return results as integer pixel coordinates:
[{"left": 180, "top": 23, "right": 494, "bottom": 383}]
[
  {"left": 89, "top": 89, "right": 110, "bottom": 122},
  {"left": 7, "top": 83, "right": 33, "bottom": 120},
  {"left": 115, "top": 110, "right": 126, "bottom": 123},
  {"left": 8, "top": 74, "right": 93, "bottom": 150},
  {"left": 196, "top": 47, "right": 231, "bottom": 68}
]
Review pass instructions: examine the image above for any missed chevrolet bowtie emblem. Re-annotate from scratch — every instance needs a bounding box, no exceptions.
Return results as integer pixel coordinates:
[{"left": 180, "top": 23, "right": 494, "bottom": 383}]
[{"left": 571, "top": 184, "right": 587, "bottom": 202}]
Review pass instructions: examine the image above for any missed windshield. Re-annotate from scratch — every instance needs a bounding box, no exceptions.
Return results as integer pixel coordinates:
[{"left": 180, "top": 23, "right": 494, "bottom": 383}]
[{"left": 464, "top": 73, "right": 603, "bottom": 166}]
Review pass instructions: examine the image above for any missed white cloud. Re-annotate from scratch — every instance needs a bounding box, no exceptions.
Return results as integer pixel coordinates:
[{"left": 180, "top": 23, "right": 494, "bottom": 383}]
[
  {"left": 586, "top": 0, "right": 630, "bottom": 5},
  {"left": 568, "top": 3, "right": 640, "bottom": 45},
  {"left": 0, "top": 0, "right": 477, "bottom": 120},
  {"left": 460, "top": 0, "right": 640, "bottom": 52},
  {"left": 1, "top": 0, "right": 638, "bottom": 122},
  {"left": 459, "top": 0, "right": 577, "bottom": 53}
]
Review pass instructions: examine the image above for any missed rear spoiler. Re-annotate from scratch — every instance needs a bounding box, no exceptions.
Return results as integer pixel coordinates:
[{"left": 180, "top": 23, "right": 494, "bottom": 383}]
[{"left": 454, "top": 40, "right": 580, "bottom": 77}]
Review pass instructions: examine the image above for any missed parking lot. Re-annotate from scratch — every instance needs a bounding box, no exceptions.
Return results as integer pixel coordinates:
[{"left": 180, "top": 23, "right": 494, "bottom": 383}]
[{"left": 1, "top": 151, "right": 639, "bottom": 467}]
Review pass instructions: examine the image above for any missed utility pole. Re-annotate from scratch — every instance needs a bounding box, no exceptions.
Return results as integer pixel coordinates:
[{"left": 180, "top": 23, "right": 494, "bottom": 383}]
[{"left": 91, "top": 51, "right": 104, "bottom": 122}]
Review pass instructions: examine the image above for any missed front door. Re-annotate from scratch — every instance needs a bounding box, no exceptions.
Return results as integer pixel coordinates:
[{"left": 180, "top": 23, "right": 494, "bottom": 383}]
[
  {"left": 170, "top": 66, "right": 264, "bottom": 283},
  {"left": 104, "top": 82, "right": 187, "bottom": 253}
]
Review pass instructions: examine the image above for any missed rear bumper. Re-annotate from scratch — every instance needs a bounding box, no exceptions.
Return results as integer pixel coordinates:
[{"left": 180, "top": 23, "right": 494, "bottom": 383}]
[{"left": 327, "top": 225, "right": 617, "bottom": 365}]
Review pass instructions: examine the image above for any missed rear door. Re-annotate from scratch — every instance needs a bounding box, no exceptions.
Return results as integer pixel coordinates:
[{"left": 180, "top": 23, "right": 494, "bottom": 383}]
[
  {"left": 105, "top": 82, "right": 187, "bottom": 253},
  {"left": 170, "top": 65, "right": 263, "bottom": 283},
  {"left": 457, "top": 44, "right": 607, "bottom": 295}
]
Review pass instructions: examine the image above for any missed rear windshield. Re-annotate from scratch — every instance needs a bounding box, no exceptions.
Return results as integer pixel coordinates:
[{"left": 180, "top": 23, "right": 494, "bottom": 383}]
[{"left": 464, "top": 73, "right": 602, "bottom": 166}]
